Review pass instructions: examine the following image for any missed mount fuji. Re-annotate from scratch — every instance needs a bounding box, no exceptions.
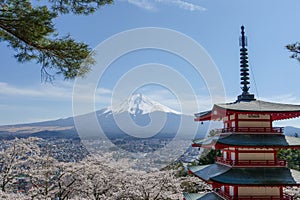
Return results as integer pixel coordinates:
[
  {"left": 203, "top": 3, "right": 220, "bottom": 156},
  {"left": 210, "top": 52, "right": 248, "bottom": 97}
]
[
  {"left": 103, "top": 93, "right": 181, "bottom": 116},
  {"left": 0, "top": 94, "right": 205, "bottom": 139},
  {"left": 79, "top": 93, "right": 202, "bottom": 139}
]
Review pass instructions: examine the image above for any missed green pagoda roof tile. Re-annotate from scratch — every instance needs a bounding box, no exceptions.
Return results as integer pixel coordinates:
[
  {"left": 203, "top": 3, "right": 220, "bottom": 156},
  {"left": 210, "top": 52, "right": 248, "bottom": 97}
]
[
  {"left": 190, "top": 164, "right": 300, "bottom": 186},
  {"left": 211, "top": 167, "right": 300, "bottom": 186},
  {"left": 193, "top": 134, "right": 300, "bottom": 148},
  {"left": 189, "top": 164, "right": 230, "bottom": 182},
  {"left": 183, "top": 192, "right": 224, "bottom": 200}
]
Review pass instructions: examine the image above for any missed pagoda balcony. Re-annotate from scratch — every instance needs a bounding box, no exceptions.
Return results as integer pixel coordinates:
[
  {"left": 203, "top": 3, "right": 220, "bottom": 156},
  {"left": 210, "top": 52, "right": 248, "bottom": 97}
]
[
  {"left": 216, "top": 190, "right": 294, "bottom": 200},
  {"left": 216, "top": 157, "right": 287, "bottom": 167},
  {"left": 215, "top": 190, "right": 232, "bottom": 199},
  {"left": 218, "top": 127, "right": 284, "bottom": 133},
  {"left": 237, "top": 195, "right": 293, "bottom": 200}
]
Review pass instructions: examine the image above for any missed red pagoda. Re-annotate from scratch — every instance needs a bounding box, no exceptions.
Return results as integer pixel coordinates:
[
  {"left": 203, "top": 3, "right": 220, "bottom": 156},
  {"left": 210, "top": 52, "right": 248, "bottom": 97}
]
[{"left": 184, "top": 26, "right": 300, "bottom": 200}]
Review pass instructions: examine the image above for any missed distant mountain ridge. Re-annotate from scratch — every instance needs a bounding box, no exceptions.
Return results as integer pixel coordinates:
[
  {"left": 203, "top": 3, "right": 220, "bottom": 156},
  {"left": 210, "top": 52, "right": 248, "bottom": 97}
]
[
  {"left": 284, "top": 126, "right": 300, "bottom": 137},
  {"left": 0, "top": 94, "right": 203, "bottom": 140},
  {"left": 2, "top": 94, "right": 299, "bottom": 140}
]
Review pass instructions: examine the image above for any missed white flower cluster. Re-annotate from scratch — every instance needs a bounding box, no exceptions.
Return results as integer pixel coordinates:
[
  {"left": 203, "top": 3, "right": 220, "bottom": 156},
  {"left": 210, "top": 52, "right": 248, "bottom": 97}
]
[{"left": 0, "top": 137, "right": 201, "bottom": 200}]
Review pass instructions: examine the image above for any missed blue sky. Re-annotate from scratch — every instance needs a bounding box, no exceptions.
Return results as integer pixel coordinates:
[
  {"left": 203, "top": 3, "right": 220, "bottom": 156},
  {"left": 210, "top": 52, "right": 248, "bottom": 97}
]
[{"left": 1, "top": 0, "right": 300, "bottom": 127}]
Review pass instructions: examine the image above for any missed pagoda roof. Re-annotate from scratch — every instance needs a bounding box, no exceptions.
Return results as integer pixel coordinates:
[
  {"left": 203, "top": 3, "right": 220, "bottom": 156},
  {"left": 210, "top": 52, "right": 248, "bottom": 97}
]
[
  {"left": 217, "top": 100, "right": 300, "bottom": 112},
  {"left": 189, "top": 164, "right": 230, "bottom": 182},
  {"left": 211, "top": 167, "right": 300, "bottom": 186},
  {"left": 189, "top": 164, "right": 300, "bottom": 186},
  {"left": 183, "top": 192, "right": 223, "bottom": 200},
  {"left": 192, "top": 134, "right": 300, "bottom": 149},
  {"left": 195, "top": 100, "right": 300, "bottom": 121}
]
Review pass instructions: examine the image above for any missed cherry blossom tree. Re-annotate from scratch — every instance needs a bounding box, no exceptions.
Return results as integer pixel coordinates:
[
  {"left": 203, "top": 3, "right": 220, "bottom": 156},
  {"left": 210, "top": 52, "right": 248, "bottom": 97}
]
[
  {"left": 28, "top": 153, "right": 60, "bottom": 199},
  {"left": 0, "top": 137, "right": 41, "bottom": 192},
  {"left": 0, "top": 190, "right": 30, "bottom": 200},
  {"left": 0, "top": 139, "right": 207, "bottom": 200},
  {"left": 72, "top": 154, "right": 201, "bottom": 200},
  {"left": 70, "top": 154, "right": 132, "bottom": 200}
]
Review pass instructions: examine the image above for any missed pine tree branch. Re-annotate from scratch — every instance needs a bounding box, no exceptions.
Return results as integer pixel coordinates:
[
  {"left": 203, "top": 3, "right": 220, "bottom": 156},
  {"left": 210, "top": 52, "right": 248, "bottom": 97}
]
[{"left": 0, "top": 0, "right": 108, "bottom": 81}]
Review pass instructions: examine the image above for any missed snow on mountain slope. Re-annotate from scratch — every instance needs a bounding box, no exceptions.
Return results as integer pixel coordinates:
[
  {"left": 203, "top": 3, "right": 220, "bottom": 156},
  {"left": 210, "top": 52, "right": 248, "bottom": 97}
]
[
  {"left": 90, "top": 93, "right": 203, "bottom": 139},
  {"left": 101, "top": 93, "right": 181, "bottom": 116}
]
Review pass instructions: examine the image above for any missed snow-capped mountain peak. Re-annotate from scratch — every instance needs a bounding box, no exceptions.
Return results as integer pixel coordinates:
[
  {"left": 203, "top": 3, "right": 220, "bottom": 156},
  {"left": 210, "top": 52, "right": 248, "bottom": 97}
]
[{"left": 106, "top": 93, "right": 181, "bottom": 115}]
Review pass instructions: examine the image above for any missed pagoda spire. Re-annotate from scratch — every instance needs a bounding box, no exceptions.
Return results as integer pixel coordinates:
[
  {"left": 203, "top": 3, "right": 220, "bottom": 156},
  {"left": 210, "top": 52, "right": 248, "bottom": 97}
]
[{"left": 237, "top": 25, "right": 255, "bottom": 101}]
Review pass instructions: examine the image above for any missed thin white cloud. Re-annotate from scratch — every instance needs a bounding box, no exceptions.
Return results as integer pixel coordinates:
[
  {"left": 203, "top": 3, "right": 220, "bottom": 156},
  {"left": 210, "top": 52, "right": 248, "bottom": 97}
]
[
  {"left": 261, "top": 94, "right": 300, "bottom": 105},
  {"left": 0, "top": 82, "right": 112, "bottom": 101},
  {"left": 96, "top": 88, "right": 112, "bottom": 95},
  {"left": 155, "top": 0, "right": 206, "bottom": 11},
  {"left": 127, "top": 0, "right": 157, "bottom": 11},
  {"left": 0, "top": 82, "right": 43, "bottom": 97},
  {"left": 0, "top": 82, "right": 113, "bottom": 124},
  {"left": 125, "top": 0, "right": 206, "bottom": 12}
]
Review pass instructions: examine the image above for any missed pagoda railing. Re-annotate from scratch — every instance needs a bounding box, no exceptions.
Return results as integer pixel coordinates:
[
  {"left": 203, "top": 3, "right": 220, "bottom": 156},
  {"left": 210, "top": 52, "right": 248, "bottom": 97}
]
[
  {"left": 216, "top": 157, "right": 287, "bottom": 167},
  {"left": 235, "top": 194, "right": 293, "bottom": 200},
  {"left": 216, "top": 190, "right": 293, "bottom": 200},
  {"left": 218, "top": 127, "right": 284, "bottom": 133},
  {"left": 216, "top": 190, "right": 233, "bottom": 200}
]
